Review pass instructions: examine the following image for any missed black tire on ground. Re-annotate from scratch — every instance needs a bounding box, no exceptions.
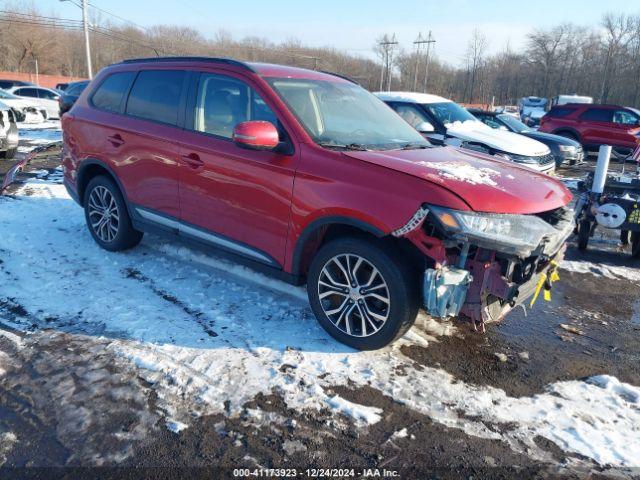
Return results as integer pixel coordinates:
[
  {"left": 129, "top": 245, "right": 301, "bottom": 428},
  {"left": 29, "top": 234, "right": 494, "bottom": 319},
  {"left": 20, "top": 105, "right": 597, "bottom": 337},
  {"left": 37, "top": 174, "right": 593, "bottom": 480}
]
[
  {"left": 0, "top": 148, "right": 17, "bottom": 160},
  {"left": 577, "top": 219, "right": 592, "bottom": 251},
  {"left": 307, "top": 236, "right": 420, "bottom": 350},
  {"left": 631, "top": 233, "right": 640, "bottom": 259},
  {"left": 83, "top": 175, "right": 143, "bottom": 251}
]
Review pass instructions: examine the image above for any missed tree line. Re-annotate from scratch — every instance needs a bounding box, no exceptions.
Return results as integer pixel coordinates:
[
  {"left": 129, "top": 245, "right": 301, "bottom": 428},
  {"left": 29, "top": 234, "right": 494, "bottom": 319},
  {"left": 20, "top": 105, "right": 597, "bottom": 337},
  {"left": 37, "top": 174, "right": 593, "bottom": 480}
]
[{"left": 0, "top": 3, "right": 638, "bottom": 107}]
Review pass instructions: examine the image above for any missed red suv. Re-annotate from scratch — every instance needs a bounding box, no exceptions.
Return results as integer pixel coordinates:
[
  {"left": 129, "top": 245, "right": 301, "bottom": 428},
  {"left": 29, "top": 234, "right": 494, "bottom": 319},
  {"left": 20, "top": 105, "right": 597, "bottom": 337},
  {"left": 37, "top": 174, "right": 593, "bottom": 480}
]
[
  {"left": 540, "top": 103, "right": 640, "bottom": 155},
  {"left": 61, "top": 57, "right": 573, "bottom": 349}
]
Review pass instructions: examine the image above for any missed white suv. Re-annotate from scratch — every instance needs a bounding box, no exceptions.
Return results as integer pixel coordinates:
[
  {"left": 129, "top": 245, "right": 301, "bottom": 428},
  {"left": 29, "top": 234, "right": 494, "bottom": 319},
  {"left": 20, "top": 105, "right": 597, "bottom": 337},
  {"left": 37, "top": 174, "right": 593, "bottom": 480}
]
[{"left": 376, "top": 92, "right": 555, "bottom": 174}]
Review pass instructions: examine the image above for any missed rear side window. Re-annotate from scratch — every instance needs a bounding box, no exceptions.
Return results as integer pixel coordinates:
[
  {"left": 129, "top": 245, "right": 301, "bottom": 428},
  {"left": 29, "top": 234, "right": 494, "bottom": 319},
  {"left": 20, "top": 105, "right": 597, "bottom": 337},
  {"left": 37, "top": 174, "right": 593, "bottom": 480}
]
[
  {"left": 125, "top": 70, "right": 186, "bottom": 126},
  {"left": 580, "top": 108, "right": 613, "bottom": 122},
  {"left": 15, "top": 88, "right": 38, "bottom": 98},
  {"left": 546, "top": 106, "right": 575, "bottom": 118},
  {"left": 91, "top": 72, "right": 135, "bottom": 113}
]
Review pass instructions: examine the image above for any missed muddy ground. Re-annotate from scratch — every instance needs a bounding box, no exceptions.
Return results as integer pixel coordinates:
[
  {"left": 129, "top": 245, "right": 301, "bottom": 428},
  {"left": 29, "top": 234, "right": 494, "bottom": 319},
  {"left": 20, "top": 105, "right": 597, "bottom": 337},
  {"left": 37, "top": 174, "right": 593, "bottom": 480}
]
[{"left": 0, "top": 135, "right": 639, "bottom": 479}]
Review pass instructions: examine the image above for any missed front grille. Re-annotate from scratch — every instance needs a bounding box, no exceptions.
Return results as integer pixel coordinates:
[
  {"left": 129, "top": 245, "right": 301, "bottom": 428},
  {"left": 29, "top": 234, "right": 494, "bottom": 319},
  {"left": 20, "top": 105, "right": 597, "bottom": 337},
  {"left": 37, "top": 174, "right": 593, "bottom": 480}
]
[{"left": 509, "top": 152, "right": 555, "bottom": 166}]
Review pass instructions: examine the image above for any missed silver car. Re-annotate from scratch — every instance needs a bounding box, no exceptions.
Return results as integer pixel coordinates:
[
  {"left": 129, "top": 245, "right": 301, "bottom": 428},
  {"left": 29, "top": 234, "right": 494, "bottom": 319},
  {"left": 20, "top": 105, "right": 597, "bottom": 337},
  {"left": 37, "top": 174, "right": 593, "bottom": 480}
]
[{"left": 0, "top": 100, "right": 19, "bottom": 160}]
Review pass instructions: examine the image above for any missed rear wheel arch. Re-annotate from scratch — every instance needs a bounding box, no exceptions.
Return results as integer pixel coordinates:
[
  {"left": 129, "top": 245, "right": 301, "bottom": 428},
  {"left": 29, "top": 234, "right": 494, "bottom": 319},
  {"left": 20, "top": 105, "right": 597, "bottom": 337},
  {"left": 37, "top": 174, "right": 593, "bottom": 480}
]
[
  {"left": 553, "top": 128, "right": 581, "bottom": 143},
  {"left": 77, "top": 160, "right": 128, "bottom": 205}
]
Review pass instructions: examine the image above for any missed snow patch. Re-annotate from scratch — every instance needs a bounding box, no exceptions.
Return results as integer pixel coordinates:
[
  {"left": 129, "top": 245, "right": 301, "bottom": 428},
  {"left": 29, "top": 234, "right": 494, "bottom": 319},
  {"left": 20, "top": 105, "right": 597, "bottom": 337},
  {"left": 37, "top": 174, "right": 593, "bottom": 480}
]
[
  {"left": 561, "top": 259, "right": 640, "bottom": 283},
  {"left": 418, "top": 160, "right": 501, "bottom": 186},
  {"left": 166, "top": 420, "right": 189, "bottom": 433},
  {"left": 325, "top": 394, "right": 382, "bottom": 425}
]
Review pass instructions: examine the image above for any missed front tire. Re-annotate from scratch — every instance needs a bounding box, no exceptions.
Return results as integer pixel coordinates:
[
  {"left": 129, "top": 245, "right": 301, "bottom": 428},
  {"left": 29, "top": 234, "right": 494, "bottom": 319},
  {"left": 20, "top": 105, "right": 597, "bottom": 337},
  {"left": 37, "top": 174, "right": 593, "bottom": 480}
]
[
  {"left": 577, "top": 219, "right": 591, "bottom": 251},
  {"left": 307, "top": 237, "right": 420, "bottom": 350},
  {"left": 84, "top": 175, "right": 143, "bottom": 251}
]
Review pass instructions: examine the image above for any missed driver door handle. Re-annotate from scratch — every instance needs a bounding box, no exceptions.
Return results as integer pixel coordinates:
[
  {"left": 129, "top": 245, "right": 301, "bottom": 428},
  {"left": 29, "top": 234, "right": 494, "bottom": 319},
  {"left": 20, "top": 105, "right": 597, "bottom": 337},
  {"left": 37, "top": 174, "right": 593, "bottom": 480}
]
[{"left": 181, "top": 152, "right": 204, "bottom": 169}]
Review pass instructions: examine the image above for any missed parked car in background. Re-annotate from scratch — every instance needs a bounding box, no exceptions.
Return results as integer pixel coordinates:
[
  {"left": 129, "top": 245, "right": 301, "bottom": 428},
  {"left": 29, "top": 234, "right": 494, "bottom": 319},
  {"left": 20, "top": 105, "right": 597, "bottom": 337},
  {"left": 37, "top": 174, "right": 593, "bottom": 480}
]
[
  {"left": 494, "top": 105, "right": 519, "bottom": 119},
  {"left": 0, "top": 79, "right": 35, "bottom": 90},
  {"left": 61, "top": 57, "right": 573, "bottom": 349},
  {"left": 0, "top": 88, "right": 46, "bottom": 123},
  {"left": 376, "top": 92, "right": 556, "bottom": 174},
  {"left": 7, "top": 85, "right": 61, "bottom": 119},
  {"left": 0, "top": 100, "right": 19, "bottom": 159},
  {"left": 58, "top": 80, "right": 90, "bottom": 116},
  {"left": 522, "top": 109, "right": 546, "bottom": 128},
  {"left": 519, "top": 96, "right": 547, "bottom": 121},
  {"left": 469, "top": 108, "right": 584, "bottom": 167},
  {"left": 550, "top": 94, "right": 593, "bottom": 107},
  {"left": 539, "top": 103, "right": 640, "bottom": 156}
]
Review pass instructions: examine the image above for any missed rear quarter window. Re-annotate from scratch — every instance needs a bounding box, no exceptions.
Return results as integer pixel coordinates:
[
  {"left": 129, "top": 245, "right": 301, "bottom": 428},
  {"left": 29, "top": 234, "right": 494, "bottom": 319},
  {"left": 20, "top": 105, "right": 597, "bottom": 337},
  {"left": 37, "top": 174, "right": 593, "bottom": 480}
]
[
  {"left": 579, "top": 108, "right": 614, "bottom": 122},
  {"left": 91, "top": 72, "right": 135, "bottom": 113},
  {"left": 546, "top": 106, "right": 576, "bottom": 118},
  {"left": 125, "top": 70, "right": 186, "bottom": 126}
]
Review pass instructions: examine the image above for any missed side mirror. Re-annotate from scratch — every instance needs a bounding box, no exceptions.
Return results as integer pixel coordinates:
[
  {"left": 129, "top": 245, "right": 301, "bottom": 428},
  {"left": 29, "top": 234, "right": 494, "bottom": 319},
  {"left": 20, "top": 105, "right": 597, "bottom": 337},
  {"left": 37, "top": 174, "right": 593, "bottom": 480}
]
[
  {"left": 232, "top": 121, "right": 279, "bottom": 150},
  {"left": 415, "top": 121, "right": 435, "bottom": 133}
]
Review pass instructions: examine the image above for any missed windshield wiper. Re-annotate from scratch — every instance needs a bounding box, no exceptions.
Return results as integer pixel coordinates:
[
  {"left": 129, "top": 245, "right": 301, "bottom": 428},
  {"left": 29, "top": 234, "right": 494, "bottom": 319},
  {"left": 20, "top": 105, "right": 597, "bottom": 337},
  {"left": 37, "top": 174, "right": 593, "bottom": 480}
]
[
  {"left": 317, "top": 142, "right": 369, "bottom": 151},
  {"left": 399, "top": 142, "right": 430, "bottom": 150}
]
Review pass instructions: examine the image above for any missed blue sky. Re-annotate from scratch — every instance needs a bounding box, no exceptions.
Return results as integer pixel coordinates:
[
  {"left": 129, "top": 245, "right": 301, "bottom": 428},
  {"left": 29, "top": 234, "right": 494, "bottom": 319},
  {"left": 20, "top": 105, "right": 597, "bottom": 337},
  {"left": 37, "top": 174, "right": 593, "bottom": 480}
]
[{"left": 30, "top": 0, "right": 640, "bottom": 64}]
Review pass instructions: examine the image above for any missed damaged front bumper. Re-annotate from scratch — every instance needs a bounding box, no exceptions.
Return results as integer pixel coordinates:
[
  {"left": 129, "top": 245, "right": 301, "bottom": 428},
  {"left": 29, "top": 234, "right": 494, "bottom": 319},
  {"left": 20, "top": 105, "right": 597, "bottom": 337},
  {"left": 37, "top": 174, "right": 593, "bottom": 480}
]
[{"left": 396, "top": 204, "right": 574, "bottom": 329}]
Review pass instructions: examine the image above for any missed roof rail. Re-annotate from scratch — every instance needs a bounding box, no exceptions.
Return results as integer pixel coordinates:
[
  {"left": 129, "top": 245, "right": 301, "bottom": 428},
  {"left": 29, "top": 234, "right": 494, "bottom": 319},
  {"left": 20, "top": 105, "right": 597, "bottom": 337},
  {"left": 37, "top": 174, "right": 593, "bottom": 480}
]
[
  {"left": 320, "top": 70, "right": 359, "bottom": 85},
  {"left": 119, "top": 56, "right": 255, "bottom": 72}
]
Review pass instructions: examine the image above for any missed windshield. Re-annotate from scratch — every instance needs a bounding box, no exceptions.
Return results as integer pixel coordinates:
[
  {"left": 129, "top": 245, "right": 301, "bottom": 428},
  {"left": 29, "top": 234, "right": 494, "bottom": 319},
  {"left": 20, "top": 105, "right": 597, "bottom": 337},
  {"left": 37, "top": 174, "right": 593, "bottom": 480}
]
[
  {"left": 0, "top": 89, "right": 19, "bottom": 99},
  {"left": 268, "top": 78, "right": 428, "bottom": 150},
  {"left": 497, "top": 113, "right": 531, "bottom": 133},
  {"left": 422, "top": 102, "right": 478, "bottom": 127}
]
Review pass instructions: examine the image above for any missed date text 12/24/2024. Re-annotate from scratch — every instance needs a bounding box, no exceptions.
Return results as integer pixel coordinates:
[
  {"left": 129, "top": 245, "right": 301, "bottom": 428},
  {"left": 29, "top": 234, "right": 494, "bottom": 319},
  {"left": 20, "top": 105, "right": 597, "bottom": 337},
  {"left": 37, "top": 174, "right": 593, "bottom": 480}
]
[{"left": 233, "top": 468, "right": 400, "bottom": 477}]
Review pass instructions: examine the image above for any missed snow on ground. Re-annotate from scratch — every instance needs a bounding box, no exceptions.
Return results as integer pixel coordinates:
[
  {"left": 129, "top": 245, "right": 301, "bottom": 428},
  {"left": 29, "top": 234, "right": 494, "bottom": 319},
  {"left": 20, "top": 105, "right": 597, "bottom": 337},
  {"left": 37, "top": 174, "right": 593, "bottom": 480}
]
[
  {"left": 1, "top": 175, "right": 640, "bottom": 467},
  {"left": 561, "top": 258, "right": 640, "bottom": 283}
]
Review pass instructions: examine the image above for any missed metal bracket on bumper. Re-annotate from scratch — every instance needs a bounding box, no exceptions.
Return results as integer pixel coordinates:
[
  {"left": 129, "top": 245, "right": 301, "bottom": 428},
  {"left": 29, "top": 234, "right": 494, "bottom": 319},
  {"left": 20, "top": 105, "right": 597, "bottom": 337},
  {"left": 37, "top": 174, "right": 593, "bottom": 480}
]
[{"left": 423, "top": 266, "right": 472, "bottom": 318}]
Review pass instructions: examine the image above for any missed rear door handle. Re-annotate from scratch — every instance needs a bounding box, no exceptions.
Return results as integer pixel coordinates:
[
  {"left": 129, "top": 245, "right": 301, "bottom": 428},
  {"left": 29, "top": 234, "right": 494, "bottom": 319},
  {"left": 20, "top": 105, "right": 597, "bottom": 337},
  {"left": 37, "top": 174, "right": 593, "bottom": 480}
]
[
  {"left": 181, "top": 152, "right": 204, "bottom": 169},
  {"left": 107, "top": 134, "right": 125, "bottom": 147}
]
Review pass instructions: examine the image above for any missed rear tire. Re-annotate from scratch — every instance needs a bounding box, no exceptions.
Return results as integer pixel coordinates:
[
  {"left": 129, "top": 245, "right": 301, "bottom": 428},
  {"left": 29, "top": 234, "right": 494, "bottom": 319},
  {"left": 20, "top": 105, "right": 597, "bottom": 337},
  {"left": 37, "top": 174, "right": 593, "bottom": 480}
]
[
  {"left": 307, "top": 237, "right": 420, "bottom": 350},
  {"left": 83, "top": 175, "right": 143, "bottom": 251},
  {"left": 577, "top": 219, "right": 591, "bottom": 251},
  {"left": 632, "top": 233, "right": 640, "bottom": 259}
]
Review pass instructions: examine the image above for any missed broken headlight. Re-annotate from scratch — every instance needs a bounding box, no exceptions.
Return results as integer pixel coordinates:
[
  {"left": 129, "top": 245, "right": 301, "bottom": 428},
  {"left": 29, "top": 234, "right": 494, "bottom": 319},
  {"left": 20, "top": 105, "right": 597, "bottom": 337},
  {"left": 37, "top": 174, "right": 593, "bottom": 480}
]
[{"left": 429, "top": 205, "right": 558, "bottom": 256}]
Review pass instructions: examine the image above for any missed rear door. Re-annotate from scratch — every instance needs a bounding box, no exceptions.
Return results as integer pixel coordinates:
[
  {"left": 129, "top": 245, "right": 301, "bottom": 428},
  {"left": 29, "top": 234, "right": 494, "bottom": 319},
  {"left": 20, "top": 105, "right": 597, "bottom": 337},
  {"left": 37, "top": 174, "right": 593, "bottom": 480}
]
[
  {"left": 612, "top": 109, "right": 640, "bottom": 149},
  {"left": 176, "top": 70, "right": 298, "bottom": 267},
  {"left": 578, "top": 107, "right": 614, "bottom": 146},
  {"left": 86, "top": 69, "right": 188, "bottom": 221}
]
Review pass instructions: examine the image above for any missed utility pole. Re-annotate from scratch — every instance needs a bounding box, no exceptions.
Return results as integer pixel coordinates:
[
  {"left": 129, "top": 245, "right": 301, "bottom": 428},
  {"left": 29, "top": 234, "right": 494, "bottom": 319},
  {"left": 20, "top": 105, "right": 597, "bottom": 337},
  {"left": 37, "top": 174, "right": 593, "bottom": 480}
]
[
  {"left": 412, "top": 32, "right": 425, "bottom": 92},
  {"left": 82, "top": 0, "right": 93, "bottom": 79},
  {"left": 422, "top": 30, "right": 436, "bottom": 92},
  {"left": 378, "top": 34, "right": 398, "bottom": 91}
]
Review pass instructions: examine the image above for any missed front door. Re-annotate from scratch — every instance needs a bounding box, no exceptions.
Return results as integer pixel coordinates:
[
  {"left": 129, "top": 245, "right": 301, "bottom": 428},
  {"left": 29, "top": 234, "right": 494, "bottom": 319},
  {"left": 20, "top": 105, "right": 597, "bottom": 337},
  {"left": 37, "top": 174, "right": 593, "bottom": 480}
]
[{"left": 176, "top": 71, "right": 298, "bottom": 267}]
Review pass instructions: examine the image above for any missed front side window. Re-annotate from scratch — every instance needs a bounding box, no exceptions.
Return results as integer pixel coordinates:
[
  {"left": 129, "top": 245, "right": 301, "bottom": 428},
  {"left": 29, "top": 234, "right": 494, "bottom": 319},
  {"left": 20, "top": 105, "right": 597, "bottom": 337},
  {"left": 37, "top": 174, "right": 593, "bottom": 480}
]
[
  {"left": 15, "top": 88, "right": 38, "bottom": 98},
  {"left": 613, "top": 110, "right": 639, "bottom": 125},
  {"left": 580, "top": 108, "right": 613, "bottom": 123},
  {"left": 393, "top": 104, "right": 430, "bottom": 129},
  {"left": 125, "top": 70, "right": 186, "bottom": 126},
  {"left": 422, "top": 102, "right": 478, "bottom": 128},
  {"left": 269, "top": 78, "right": 427, "bottom": 150},
  {"left": 194, "top": 73, "right": 278, "bottom": 138},
  {"left": 496, "top": 114, "right": 531, "bottom": 133},
  {"left": 91, "top": 72, "right": 135, "bottom": 113}
]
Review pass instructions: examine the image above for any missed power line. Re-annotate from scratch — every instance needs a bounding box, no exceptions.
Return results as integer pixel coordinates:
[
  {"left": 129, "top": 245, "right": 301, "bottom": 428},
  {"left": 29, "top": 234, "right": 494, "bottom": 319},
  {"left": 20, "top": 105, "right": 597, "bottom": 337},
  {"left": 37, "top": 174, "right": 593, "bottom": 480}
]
[{"left": 87, "top": 1, "right": 150, "bottom": 32}]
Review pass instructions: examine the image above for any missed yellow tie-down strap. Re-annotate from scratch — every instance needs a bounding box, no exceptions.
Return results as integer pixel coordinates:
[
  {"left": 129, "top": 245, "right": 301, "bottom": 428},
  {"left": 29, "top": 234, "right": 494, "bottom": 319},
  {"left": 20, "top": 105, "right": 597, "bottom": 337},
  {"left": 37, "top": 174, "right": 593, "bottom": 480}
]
[{"left": 530, "top": 260, "right": 560, "bottom": 307}]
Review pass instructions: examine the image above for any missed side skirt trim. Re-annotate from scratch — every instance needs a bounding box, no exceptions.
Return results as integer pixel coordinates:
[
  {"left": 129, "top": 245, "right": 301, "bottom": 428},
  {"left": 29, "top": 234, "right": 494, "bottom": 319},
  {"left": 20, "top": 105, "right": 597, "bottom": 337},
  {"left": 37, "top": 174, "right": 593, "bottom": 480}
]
[{"left": 134, "top": 206, "right": 278, "bottom": 267}]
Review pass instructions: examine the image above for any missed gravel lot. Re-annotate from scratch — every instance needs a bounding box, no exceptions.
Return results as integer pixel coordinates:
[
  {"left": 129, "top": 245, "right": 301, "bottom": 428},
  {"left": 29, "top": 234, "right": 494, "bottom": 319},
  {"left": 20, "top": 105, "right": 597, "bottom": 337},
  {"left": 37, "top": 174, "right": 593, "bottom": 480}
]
[{"left": 0, "top": 125, "right": 639, "bottom": 479}]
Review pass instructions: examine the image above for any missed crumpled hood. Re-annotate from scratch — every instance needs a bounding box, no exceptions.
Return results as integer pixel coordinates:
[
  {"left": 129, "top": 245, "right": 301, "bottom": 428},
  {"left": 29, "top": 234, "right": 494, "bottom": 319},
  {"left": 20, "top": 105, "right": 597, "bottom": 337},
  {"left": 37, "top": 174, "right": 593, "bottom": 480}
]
[
  {"left": 446, "top": 120, "right": 550, "bottom": 157},
  {"left": 343, "top": 146, "right": 572, "bottom": 214}
]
